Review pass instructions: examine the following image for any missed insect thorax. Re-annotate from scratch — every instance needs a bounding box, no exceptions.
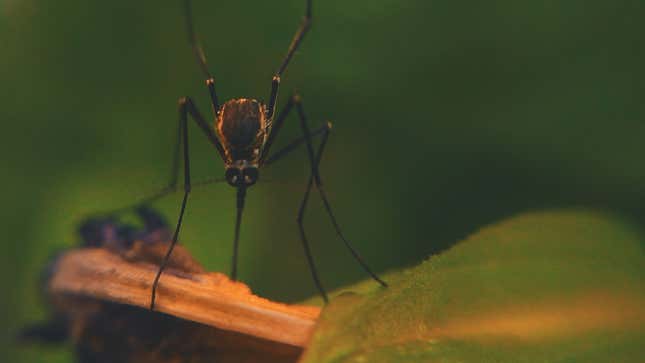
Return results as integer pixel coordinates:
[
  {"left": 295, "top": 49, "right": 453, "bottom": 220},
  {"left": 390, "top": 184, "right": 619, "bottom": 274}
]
[{"left": 216, "top": 98, "right": 267, "bottom": 164}]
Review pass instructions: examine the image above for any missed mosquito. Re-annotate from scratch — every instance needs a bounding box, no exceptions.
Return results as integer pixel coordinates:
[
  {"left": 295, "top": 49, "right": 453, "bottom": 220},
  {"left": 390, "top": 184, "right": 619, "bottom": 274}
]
[{"left": 143, "top": 0, "right": 387, "bottom": 309}]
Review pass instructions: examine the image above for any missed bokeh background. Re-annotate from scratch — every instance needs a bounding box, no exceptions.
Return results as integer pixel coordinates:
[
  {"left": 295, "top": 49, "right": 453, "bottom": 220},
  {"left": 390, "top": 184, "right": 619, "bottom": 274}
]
[{"left": 2, "top": 0, "right": 644, "bottom": 361}]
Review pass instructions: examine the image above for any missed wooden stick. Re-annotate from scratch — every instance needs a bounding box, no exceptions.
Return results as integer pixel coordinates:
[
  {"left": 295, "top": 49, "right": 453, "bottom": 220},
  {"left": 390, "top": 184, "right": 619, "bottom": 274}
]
[{"left": 48, "top": 247, "right": 320, "bottom": 348}]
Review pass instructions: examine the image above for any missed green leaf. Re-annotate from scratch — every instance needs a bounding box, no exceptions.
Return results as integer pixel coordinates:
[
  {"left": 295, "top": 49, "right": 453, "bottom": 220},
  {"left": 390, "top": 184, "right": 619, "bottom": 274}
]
[{"left": 301, "top": 210, "right": 645, "bottom": 363}]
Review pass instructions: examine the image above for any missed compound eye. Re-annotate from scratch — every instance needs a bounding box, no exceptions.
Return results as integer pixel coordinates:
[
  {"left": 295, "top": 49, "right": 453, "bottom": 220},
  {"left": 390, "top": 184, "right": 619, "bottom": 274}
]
[
  {"left": 225, "top": 168, "right": 241, "bottom": 187},
  {"left": 243, "top": 167, "right": 259, "bottom": 186}
]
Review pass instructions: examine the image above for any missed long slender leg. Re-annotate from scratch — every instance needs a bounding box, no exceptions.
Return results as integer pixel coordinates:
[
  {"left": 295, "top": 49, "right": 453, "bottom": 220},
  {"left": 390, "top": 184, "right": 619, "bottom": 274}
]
[
  {"left": 263, "top": 124, "right": 329, "bottom": 166},
  {"left": 182, "top": 96, "right": 228, "bottom": 160},
  {"left": 261, "top": 93, "right": 386, "bottom": 300},
  {"left": 231, "top": 186, "right": 247, "bottom": 280},
  {"left": 258, "top": 94, "right": 328, "bottom": 299},
  {"left": 169, "top": 112, "right": 181, "bottom": 188},
  {"left": 297, "top": 173, "right": 327, "bottom": 302},
  {"left": 294, "top": 97, "right": 388, "bottom": 289},
  {"left": 99, "top": 94, "right": 225, "bottom": 219},
  {"left": 261, "top": 91, "right": 325, "bottom": 165},
  {"left": 149, "top": 97, "right": 223, "bottom": 310},
  {"left": 260, "top": 95, "right": 297, "bottom": 164},
  {"left": 262, "top": 94, "right": 386, "bottom": 301},
  {"left": 185, "top": 0, "right": 220, "bottom": 113},
  {"left": 266, "top": 0, "right": 313, "bottom": 119}
]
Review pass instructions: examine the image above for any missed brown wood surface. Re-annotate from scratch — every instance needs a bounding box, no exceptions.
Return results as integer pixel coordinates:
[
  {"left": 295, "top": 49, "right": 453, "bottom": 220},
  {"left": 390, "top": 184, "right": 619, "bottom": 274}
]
[{"left": 48, "top": 247, "right": 321, "bottom": 348}]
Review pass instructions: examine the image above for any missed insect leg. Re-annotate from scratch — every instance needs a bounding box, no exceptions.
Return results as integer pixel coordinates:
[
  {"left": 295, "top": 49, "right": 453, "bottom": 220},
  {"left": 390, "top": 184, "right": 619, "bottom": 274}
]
[
  {"left": 266, "top": 0, "right": 312, "bottom": 119},
  {"left": 297, "top": 161, "right": 328, "bottom": 302},
  {"left": 260, "top": 95, "right": 297, "bottom": 164},
  {"left": 231, "top": 185, "right": 247, "bottom": 280},
  {"left": 184, "top": 0, "right": 219, "bottom": 112},
  {"left": 293, "top": 96, "right": 388, "bottom": 292},
  {"left": 150, "top": 97, "right": 224, "bottom": 310},
  {"left": 263, "top": 124, "right": 329, "bottom": 166},
  {"left": 260, "top": 91, "right": 326, "bottom": 166}
]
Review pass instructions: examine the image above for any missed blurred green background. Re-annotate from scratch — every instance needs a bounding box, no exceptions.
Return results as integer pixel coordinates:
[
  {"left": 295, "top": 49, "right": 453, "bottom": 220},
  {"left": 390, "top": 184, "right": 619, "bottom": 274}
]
[{"left": 1, "top": 0, "right": 644, "bottom": 361}]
